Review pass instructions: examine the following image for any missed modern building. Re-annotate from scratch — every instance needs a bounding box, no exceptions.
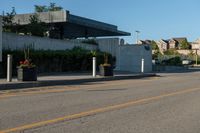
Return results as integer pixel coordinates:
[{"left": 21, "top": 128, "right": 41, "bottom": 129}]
[
  {"left": 12, "top": 10, "right": 131, "bottom": 39},
  {"left": 2, "top": 10, "right": 153, "bottom": 73}
]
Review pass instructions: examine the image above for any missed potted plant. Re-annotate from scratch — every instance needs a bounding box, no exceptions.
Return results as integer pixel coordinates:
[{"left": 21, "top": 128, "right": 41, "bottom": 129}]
[
  {"left": 99, "top": 53, "right": 113, "bottom": 76},
  {"left": 17, "top": 48, "right": 37, "bottom": 81}
]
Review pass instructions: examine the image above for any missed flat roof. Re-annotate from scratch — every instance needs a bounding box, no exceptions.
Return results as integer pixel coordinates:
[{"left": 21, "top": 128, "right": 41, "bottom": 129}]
[{"left": 13, "top": 10, "right": 131, "bottom": 38}]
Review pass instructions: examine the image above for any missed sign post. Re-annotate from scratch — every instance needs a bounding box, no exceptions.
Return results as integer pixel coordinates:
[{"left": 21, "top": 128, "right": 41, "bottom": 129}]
[
  {"left": 141, "top": 58, "right": 144, "bottom": 73},
  {"left": 7, "top": 54, "right": 12, "bottom": 82},
  {"left": 92, "top": 57, "right": 96, "bottom": 77}
]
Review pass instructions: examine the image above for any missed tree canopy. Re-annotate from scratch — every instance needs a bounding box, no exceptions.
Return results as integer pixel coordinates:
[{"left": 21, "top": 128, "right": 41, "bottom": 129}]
[
  {"left": 151, "top": 40, "right": 159, "bottom": 50},
  {"left": 2, "top": 7, "right": 18, "bottom": 32},
  {"left": 34, "top": 3, "right": 63, "bottom": 12},
  {"left": 26, "top": 14, "right": 47, "bottom": 37},
  {"left": 180, "top": 40, "right": 191, "bottom": 49}
]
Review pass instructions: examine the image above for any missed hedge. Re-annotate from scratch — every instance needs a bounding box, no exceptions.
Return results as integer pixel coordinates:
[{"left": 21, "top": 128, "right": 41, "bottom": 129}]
[{"left": 0, "top": 47, "right": 113, "bottom": 78}]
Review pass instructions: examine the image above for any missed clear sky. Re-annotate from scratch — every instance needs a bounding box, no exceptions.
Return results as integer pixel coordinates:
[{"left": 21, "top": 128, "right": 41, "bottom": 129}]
[{"left": 1, "top": 0, "right": 200, "bottom": 43}]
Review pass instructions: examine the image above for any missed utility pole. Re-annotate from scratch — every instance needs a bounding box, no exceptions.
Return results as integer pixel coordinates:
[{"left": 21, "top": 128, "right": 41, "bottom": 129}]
[{"left": 195, "top": 49, "right": 198, "bottom": 65}]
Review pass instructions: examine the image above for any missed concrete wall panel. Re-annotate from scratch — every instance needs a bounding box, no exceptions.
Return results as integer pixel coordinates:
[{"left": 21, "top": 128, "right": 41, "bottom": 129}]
[
  {"left": 2, "top": 32, "right": 97, "bottom": 51},
  {"left": 116, "top": 45, "right": 152, "bottom": 73},
  {"left": 13, "top": 10, "right": 68, "bottom": 25}
]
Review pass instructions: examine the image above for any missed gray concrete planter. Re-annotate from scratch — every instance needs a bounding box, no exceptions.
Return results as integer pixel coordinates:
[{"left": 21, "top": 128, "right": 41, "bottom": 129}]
[
  {"left": 17, "top": 67, "right": 37, "bottom": 81},
  {"left": 99, "top": 65, "right": 113, "bottom": 76}
]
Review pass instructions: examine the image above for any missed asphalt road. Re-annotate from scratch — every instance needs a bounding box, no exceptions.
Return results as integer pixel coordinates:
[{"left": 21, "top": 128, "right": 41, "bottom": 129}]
[{"left": 1, "top": 72, "right": 200, "bottom": 133}]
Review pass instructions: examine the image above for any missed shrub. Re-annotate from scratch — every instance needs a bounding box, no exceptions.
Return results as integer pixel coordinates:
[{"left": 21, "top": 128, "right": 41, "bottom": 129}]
[
  {"left": 161, "top": 56, "right": 182, "bottom": 66},
  {"left": 163, "top": 49, "right": 179, "bottom": 55},
  {"left": 0, "top": 48, "right": 113, "bottom": 78}
]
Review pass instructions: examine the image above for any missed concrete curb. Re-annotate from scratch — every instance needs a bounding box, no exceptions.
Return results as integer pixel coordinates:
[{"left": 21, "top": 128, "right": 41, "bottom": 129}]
[{"left": 0, "top": 73, "right": 157, "bottom": 90}]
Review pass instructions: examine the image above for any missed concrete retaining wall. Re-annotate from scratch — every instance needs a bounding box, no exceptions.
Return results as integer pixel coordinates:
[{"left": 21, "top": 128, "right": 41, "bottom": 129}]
[
  {"left": 116, "top": 44, "right": 152, "bottom": 73},
  {"left": 177, "top": 50, "right": 200, "bottom": 56},
  {"left": 153, "top": 65, "right": 188, "bottom": 72},
  {"left": 2, "top": 32, "right": 97, "bottom": 51}
]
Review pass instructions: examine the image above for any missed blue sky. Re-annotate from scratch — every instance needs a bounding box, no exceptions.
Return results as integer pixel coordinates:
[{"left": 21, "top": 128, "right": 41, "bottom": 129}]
[{"left": 1, "top": 0, "right": 200, "bottom": 43}]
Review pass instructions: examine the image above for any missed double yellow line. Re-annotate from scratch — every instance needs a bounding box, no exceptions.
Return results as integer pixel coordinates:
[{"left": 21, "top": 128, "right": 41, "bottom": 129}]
[{"left": 1, "top": 87, "right": 200, "bottom": 133}]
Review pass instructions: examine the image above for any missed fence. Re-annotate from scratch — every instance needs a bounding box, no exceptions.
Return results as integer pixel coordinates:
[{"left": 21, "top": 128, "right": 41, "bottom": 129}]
[
  {"left": 2, "top": 32, "right": 98, "bottom": 51},
  {"left": 2, "top": 32, "right": 121, "bottom": 57}
]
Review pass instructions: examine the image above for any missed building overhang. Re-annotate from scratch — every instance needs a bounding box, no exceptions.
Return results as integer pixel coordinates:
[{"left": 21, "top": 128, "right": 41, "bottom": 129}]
[{"left": 13, "top": 10, "right": 131, "bottom": 38}]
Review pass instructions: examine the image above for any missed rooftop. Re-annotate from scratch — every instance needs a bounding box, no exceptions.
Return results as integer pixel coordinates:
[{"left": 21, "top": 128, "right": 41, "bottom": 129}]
[{"left": 12, "top": 10, "right": 131, "bottom": 38}]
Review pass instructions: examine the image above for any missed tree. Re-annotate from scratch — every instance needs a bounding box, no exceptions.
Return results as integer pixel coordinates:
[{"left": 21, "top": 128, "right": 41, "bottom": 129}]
[
  {"left": 164, "top": 49, "right": 179, "bottom": 55},
  {"left": 49, "top": 3, "right": 63, "bottom": 11},
  {"left": 151, "top": 40, "right": 162, "bottom": 59},
  {"left": 34, "top": 3, "right": 63, "bottom": 13},
  {"left": 180, "top": 40, "right": 191, "bottom": 49},
  {"left": 151, "top": 40, "right": 159, "bottom": 50},
  {"left": 2, "top": 7, "right": 18, "bottom": 32},
  {"left": 26, "top": 14, "right": 47, "bottom": 37},
  {"left": 34, "top": 5, "right": 48, "bottom": 12}
]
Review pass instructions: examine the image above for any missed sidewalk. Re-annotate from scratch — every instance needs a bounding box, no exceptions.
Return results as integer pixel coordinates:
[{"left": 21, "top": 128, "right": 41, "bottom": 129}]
[{"left": 0, "top": 71, "right": 156, "bottom": 90}]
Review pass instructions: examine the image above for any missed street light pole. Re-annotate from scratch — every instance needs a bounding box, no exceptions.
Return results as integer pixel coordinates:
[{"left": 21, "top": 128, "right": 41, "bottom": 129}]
[
  {"left": 195, "top": 49, "right": 198, "bottom": 65},
  {"left": 135, "top": 30, "right": 140, "bottom": 44}
]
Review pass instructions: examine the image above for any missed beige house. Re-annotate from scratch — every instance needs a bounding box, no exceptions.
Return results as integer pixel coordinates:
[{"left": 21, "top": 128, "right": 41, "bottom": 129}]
[
  {"left": 156, "top": 39, "right": 169, "bottom": 52},
  {"left": 191, "top": 38, "right": 200, "bottom": 50},
  {"left": 138, "top": 37, "right": 191, "bottom": 54},
  {"left": 169, "top": 38, "right": 187, "bottom": 49}
]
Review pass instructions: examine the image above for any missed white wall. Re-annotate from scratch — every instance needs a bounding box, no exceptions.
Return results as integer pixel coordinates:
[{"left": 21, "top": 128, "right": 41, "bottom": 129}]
[
  {"left": 2, "top": 32, "right": 152, "bottom": 73},
  {"left": 96, "top": 38, "right": 119, "bottom": 57},
  {"left": 116, "top": 44, "right": 152, "bottom": 73},
  {"left": 2, "top": 33, "right": 119, "bottom": 56},
  {"left": 69, "top": 38, "right": 120, "bottom": 57},
  {"left": 0, "top": 16, "right": 2, "bottom": 62},
  {"left": 3, "top": 32, "right": 97, "bottom": 51}
]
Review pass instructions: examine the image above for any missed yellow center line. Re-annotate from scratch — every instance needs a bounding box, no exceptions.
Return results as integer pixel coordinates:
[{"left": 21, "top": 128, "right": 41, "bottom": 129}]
[{"left": 0, "top": 87, "right": 200, "bottom": 133}]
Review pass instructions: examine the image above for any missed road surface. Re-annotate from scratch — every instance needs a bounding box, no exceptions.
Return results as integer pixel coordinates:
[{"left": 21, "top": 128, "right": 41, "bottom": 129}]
[{"left": 0, "top": 72, "right": 200, "bottom": 133}]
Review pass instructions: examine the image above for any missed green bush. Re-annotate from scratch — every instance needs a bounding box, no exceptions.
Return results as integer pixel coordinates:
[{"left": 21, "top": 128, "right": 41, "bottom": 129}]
[
  {"left": 0, "top": 48, "right": 114, "bottom": 78},
  {"left": 161, "top": 56, "right": 182, "bottom": 66},
  {"left": 163, "top": 49, "right": 179, "bottom": 55}
]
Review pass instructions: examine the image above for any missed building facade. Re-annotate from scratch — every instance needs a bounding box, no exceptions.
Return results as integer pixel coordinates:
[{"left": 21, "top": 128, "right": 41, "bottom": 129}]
[{"left": 12, "top": 10, "right": 130, "bottom": 39}]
